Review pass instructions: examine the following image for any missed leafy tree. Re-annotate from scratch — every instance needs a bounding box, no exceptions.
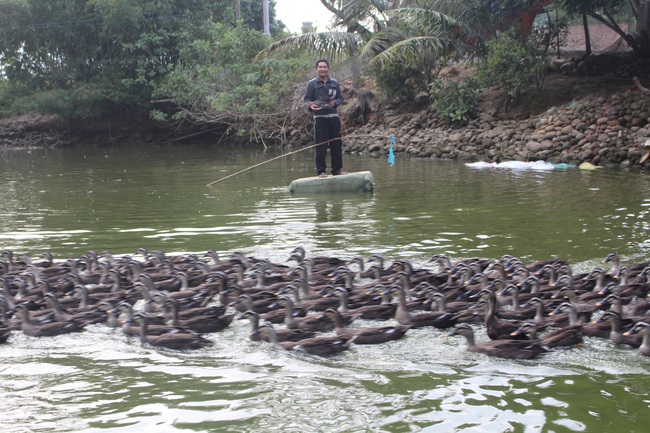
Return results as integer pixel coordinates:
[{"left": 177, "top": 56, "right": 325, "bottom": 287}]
[
  {"left": 0, "top": 0, "right": 282, "bottom": 119},
  {"left": 261, "top": 1, "right": 485, "bottom": 101},
  {"left": 475, "top": 26, "right": 546, "bottom": 107},
  {"left": 262, "top": 1, "right": 577, "bottom": 102},
  {"left": 151, "top": 23, "right": 312, "bottom": 144}
]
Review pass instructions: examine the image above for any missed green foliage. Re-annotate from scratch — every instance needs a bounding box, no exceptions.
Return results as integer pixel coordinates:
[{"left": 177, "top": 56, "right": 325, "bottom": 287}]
[
  {"left": 7, "top": 86, "right": 109, "bottom": 119},
  {"left": 428, "top": 77, "right": 480, "bottom": 123},
  {"left": 371, "top": 64, "right": 419, "bottom": 102},
  {"left": 151, "top": 23, "right": 312, "bottom": 138},
  {"left": 475, "top": 28, "right": 546, "bottom": 100},
  {"left": 0, "top": 0, "right": 284, "bottom": 121}
]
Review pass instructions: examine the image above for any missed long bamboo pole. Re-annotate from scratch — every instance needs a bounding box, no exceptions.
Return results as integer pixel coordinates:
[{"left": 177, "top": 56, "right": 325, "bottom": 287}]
[
  {"left": 206, "top": 137, "right": 337, "bottom": 187},
  {"left": 206, "top": 133, "right": 390, "bottom": 187}
]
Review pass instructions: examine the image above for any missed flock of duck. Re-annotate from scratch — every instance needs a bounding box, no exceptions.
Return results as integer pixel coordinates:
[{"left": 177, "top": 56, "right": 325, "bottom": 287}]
[{"left": 1, "top": 247, "right": 650, "bottom": 359}]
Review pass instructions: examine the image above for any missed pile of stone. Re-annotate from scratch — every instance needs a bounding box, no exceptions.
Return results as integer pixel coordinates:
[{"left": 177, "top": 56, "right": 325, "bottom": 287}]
[{"left": 344, "top": 87, "right": 650, "bottom": 169}]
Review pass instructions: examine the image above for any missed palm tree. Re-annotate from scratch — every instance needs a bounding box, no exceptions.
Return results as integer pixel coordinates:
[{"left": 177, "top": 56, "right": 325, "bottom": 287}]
[{"left": 259, "top": 1, "right": 483, "bottom": 93}]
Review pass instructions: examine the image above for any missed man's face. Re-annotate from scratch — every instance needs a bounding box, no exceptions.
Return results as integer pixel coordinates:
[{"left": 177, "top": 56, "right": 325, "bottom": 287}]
[{"left": 317, "top": 61, "right": 329, "bottom": 79}]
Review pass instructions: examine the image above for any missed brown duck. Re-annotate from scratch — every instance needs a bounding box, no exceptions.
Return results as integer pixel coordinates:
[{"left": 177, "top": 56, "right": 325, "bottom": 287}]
[{"left": 447, "top": 323, "right": 547, "bottom": 360}]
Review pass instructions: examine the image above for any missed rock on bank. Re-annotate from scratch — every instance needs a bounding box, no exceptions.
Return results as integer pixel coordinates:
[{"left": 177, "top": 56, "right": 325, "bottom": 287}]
[
  {"left": 328, "top": 55, "right": 650, "bottom": 170},
  {"left": 342, "top": 87, "right": 650, "bottom": 169}
]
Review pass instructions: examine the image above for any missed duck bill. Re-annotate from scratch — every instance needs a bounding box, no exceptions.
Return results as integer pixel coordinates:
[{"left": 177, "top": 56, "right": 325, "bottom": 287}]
[{"left": 640, "top": 152, "right": 650, "bottom": 164}]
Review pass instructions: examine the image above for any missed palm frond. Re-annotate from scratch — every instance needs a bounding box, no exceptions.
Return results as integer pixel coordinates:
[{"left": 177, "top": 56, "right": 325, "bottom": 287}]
[
  {"left": 256, "top": 32, "right": 363, "bottom": 64},
  {"left": 360, "top": 27, "right": 411, "bottom": 61},
  {"left": 368, "top": 35, "right": 474, "bottom": 69},
  {"left": 387, "top": 8, "right": 468, "bottom": 38}
]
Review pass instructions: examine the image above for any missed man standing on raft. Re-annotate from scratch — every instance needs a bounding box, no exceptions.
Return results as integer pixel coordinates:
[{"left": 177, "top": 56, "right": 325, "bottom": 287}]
[{"left": 304, "top": 59, "right": 347, "bottom": 178}]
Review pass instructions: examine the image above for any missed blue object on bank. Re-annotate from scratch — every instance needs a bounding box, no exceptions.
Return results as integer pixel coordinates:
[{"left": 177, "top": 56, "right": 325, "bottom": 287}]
[{"left": 388, "top": 135, "right": 395, "bottom": 166}]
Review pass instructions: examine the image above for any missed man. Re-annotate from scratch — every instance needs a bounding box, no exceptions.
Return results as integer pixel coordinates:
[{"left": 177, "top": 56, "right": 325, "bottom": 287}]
[{"left": 304, "top": 59, "right": 346, "bottom": 178}]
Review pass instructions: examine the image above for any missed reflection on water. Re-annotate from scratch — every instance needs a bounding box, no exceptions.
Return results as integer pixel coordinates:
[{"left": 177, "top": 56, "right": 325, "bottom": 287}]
[{"left": 1, "top": 145, "right": 650, "bottom": 432}]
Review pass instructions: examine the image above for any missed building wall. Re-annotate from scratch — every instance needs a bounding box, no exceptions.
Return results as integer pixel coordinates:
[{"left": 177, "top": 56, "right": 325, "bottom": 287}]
[{"left": 563, "top": 23, "right": 632, "bottom": 53}]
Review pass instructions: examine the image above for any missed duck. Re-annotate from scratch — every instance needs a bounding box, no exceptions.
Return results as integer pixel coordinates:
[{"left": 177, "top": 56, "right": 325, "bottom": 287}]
[
  {"left": 232, "top": 292, "right": 307, "bottom": 324},
  {"left": 227, "top": 292, "right": 277, "bottom": 314},
  {"left": 424, "top": 291, "right": 483, "bottom": 324},
  {"left": 434, "top": 255, "right": 491, "bottom": 276},
  {"left": 333, "top": 267, "right": 383, "bottom": 295},
  {"left": 201, "top": 249, "right": 249, "bottom": 273},
  {"left": 426, "top": 291, "right": 472, "bottom": 314},
  {"left": 522, "top": 297, "right": 565, "bottom": 327},
  {"left": 481, "top": 261, "right": 510, "bottom": 281},
  {"left": 328, "top": 287, "right": 395, "bottom": 320},
  {"left": 43, "top": 292, "right": 107, "bottom": 326},
  {"left": 272, "top": 295, "right": 355, "bottom": 332},
  {"left": 594, "top": 293, "right": 649, "bottom": 320},
  {"left": 277, "top": 284, "right": 336, "bottom": 312},
  {"left": 551, "top": 285, "right": 601, "bottom": 318},
  {"left": 446, "top": 323, "right": 547, "bottom": 359},
  {"left": 117, "top": 301, "right": 179, "bottom": 337},
  {"left": 237, "top": 310, "right": 317, "bottom": 342},
  {"left": 0, "top": 278, "right": 19, "bottom": 311},
  {"left": 602, "top": 270, "right": 650, "bottom": 300},
  {"left": 236, "top": 268, "right": 291, "bottom": 294},
  {"left": 290, "top": 278, "right": 341, "bottom": 306},
  {"left": 360, "top": 254, "right": 396, "bottom": 279},
  {"left": 510, "top": 322, "right": 583, "bottom": 349},
  {"left": 593, "top": 311, "right": 640, "bottom": 347},
  {"left": 623, "top": 322, "right": 650, "bottom": 356},
  {"left": 0, "top": 318, "right": 10, "bottom": 343},
  {"left": 463, "top": 272, "right": 498, "bottom": 295},
  {"left": 548, "top": 302, "right": 610, "bottom": 338},
  {"left": 258, "top": 258, "right": 295, "bottom": 282},
  {"left": 13, "top": 304, "right": 85, "bottom": 337},
  {"left": 256, "top": 323, "right": 354, "bottom": 357},
  {"left": 495, "top": 284, "right": 538, "bottom": 320},
  {"left": 387, "top": 284, "right": 457, "bottom": 329},
  {"left": 138, "top": 272, "right": 183, "bottom": 294},
  {"left": 0, "top": 296, "right": 11, "bottom": 343},
  {"left": 293, "top": 259, "right": 339, "bottom": 285},
  {"left": 67, "top": 268, "right": 126, "bottom": 300},
  {"left": 346, "top": 256, "right": 367, "bottom": 276},
  {"left": 322, "top": 308, "right": 410, "bottom": 345},
  {"left": 133, "top": 312, "right": 214, "bottom": 350},
  {"left": 602, "top": 252, "right": 649, "bottom": 280},
  {"left": 516, "top": 275, "right": 555, "bottom": 299},
  {"left": 17, "top": 252, "right": 72, "bottom": 280},
  {"left": 287, "top": 246, "right": 347, "bottom": 270},
  {"left": 511, "top": 256, "right": 570, "bottom": 275},
  {"left": 581, "top": 267, "right": 614, "bottom": 293},
  {"left": 99, "top": 301, "right": 123, "bottom": 329},
  {"left": 163, "top": 298, "right": 234, "bottom": 333},
  {"left": 517, "top": 275, "right": 555, "bottom": 299},
  {"left": 534, "top": 263, "right": 561, "bottom": 286},
  {"left": 476, "top": 288, "right": 528, "bottom": 340},
  {"left": 173, "top": 303, "right": 228, "bottom": 321}
]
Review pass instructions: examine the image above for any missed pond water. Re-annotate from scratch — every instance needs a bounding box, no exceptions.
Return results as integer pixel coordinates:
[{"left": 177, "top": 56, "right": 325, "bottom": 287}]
[{"left": 1, "top": 143, "right": 649, "bottom": 432}]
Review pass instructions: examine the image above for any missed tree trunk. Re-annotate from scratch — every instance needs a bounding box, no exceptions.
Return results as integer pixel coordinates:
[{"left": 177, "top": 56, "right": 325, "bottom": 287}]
[{"left": 582, "top": 12, "right": 592, "bottom": 56}]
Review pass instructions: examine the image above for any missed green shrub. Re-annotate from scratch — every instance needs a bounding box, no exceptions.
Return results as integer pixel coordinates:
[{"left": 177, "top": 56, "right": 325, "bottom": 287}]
[
  {"left": 428, "top": 77, "right": 479, "bottom": 124},
  {"left": 475, "top": 28, "right": 546, "bottom": 101},
  {"left": 372, "top": 64, "right": 423, "bottom": 102},
  {"left": 6, "top": 85, "right": 116, "bottom": 119}
]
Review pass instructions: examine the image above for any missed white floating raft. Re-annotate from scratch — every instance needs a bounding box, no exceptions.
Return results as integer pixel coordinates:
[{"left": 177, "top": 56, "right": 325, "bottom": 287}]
[
  {"left": 465, "top": 161, "right": 577, "bottom": 170},
  {"left": 289, "top": 171, "right": 375, "bottom": 194}
]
